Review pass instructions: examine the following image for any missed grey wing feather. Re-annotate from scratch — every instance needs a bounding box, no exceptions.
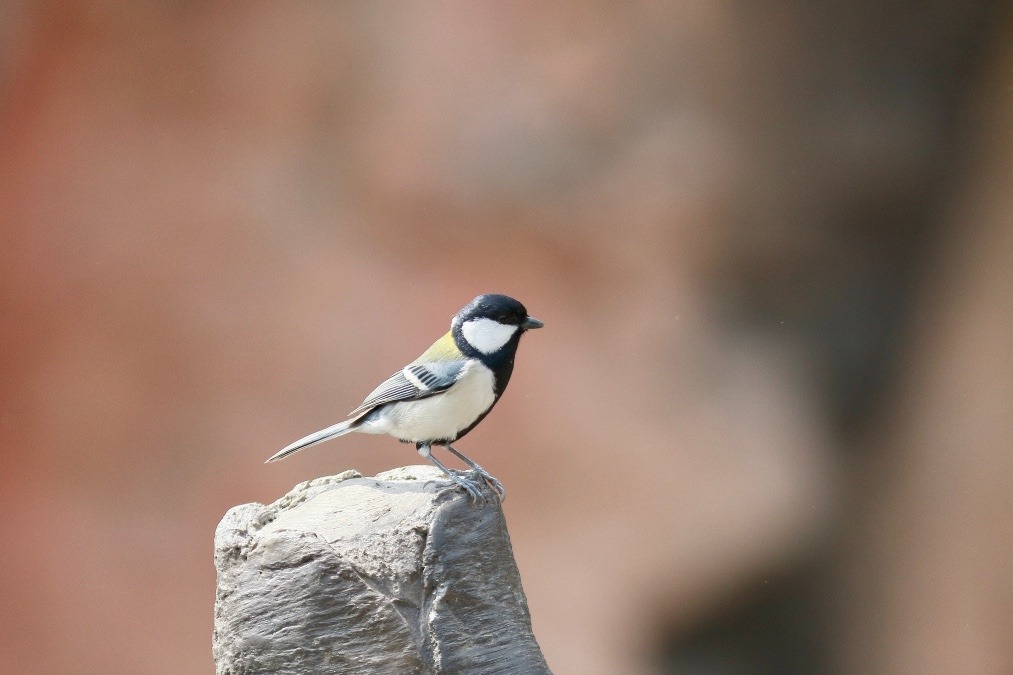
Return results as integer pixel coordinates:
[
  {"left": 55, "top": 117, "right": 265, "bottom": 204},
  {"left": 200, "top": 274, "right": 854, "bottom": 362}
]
[{"left": 348, "top": 360, "right": 467, "bottom": 416}]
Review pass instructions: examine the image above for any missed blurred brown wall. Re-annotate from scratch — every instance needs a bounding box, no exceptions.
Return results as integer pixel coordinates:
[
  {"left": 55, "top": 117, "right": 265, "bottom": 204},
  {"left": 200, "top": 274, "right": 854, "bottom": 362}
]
[{"left": 1, "top": 3, "right": 1010, "bottom": 674}]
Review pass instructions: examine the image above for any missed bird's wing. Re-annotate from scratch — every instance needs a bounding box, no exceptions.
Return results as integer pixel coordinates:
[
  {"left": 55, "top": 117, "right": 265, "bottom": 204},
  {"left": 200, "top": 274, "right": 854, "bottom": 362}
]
[{"left": 348, "top": 359, "right": 468, "bottom": 416}]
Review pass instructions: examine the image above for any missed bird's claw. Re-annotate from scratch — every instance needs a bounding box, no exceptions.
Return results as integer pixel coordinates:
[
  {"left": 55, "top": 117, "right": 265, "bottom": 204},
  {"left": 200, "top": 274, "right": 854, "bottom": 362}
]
[
  {"left": 475, "top": 470, "right": 505, "bottom": 503},
  {"left": 420, "top": 443, "right": 504, "bottom": 504},
  {"left": 444, "top": 445, "right": 505, "bottom": 503},
  {"left": 445, "top": 470, "right": 485, "bottom": 503},
  {"left": 448, "top": 469, "right": 504, "bottom": 503}
]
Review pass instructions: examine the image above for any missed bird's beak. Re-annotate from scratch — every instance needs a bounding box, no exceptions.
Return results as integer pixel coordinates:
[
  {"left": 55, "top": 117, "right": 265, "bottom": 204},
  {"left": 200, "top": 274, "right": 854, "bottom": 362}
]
[{"left": 522, "top": 316, "right": 545, "bottom": 330}]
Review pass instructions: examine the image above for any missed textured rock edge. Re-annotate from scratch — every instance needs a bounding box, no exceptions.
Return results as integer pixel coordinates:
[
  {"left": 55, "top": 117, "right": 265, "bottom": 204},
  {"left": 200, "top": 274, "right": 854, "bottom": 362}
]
[{"left": 213, "top": 466, "right": 551, "bottom": 674}]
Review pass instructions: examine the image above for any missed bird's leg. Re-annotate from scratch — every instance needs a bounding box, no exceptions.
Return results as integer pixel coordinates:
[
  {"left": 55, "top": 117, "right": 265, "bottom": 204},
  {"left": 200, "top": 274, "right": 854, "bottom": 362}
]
[
  {"left": 416, "top": 442, "right": 483, "bottom": 502},
  {"left": 446, "top": 445, "right": 505, "bottom": 502}
]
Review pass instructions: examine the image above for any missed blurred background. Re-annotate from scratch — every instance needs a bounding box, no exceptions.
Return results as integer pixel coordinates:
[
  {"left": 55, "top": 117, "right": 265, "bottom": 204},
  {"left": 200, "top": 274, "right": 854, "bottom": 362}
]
[{"left": 2, "top": 2, "right": 1012, "bottom": 673}]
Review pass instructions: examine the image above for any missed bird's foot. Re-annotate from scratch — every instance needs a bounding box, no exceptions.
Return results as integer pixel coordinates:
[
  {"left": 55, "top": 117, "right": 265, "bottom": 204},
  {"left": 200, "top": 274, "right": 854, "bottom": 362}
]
[
  {"left": 419, "top": 443, "right": 501, "bottom": 504},
  {"left": 446, "top": 468, "right": 504, "bottom": 503},
  {"left": 473, "top": 470, "right": 505, "bottom": 503},
  {"left": 444, "top": 470, "right": 486, "bottom": 503},
  {"left": 445, "top": 445, "right": 505, "bottom": 503}
]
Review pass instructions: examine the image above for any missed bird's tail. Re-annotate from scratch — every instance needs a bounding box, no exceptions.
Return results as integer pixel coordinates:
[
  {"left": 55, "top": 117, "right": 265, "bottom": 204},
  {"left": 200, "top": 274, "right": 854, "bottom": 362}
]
[{"left": 265, "top": 419, "right": 356, "bottom": 463}]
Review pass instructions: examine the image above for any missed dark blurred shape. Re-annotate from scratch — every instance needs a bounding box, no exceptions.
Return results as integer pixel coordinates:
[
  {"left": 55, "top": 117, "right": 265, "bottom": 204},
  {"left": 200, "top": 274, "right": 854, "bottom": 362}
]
[
  {"left": 716, "top": 0, "right": 1002, "bottom": 438},
  {"left": 659, "top": 564, "right": 830, "bottom": 675},
  {"left": 661, "top": 1, "right": 1006, "bottom": 671}
]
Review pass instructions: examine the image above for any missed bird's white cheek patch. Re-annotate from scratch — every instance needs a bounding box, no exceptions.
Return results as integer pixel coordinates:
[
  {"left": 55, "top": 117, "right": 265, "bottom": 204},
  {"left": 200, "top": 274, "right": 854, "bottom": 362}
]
[{"left": 461, "top": 318, "right": 517, "bottom": 354}]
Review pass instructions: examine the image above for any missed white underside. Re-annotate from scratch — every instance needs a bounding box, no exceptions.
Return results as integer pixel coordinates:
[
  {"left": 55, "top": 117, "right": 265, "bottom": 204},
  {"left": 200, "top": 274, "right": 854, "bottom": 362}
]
[{"left": 357, "top": 360, "right": 497, "bottom": 442}]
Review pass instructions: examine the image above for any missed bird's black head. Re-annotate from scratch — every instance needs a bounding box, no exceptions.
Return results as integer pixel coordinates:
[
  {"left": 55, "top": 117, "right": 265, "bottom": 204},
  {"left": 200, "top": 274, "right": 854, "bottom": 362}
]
[
  {"left": 457, "top": 294, "right": 535, "bottom": 326},
  {"left": 451, "top": 294, "right": 543, "bottom": 363}
]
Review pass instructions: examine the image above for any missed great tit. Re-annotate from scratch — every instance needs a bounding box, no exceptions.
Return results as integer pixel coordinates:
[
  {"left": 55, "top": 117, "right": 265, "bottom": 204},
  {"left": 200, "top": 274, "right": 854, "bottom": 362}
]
[{"left": 267, "top": 294, "right": 544, "bottom": 502}]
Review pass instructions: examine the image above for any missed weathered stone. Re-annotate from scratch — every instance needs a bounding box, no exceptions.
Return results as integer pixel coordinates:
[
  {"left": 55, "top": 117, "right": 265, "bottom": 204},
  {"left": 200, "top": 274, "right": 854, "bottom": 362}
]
[{"left": 213, "top": 466, "right": 550, "bottom": 674}]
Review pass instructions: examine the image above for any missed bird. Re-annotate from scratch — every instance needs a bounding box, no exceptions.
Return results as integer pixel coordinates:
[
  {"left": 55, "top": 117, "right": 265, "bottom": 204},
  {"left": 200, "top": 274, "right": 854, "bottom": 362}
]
[{"left": 267, "top": 294, "right": 543, "bottom": 502}]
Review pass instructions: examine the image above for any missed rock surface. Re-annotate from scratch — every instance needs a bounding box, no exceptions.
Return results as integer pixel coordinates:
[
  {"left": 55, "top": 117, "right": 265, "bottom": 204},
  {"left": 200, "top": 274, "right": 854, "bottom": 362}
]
[{"left": 213, "top": 466, "right": 551, "bottom": 674}]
